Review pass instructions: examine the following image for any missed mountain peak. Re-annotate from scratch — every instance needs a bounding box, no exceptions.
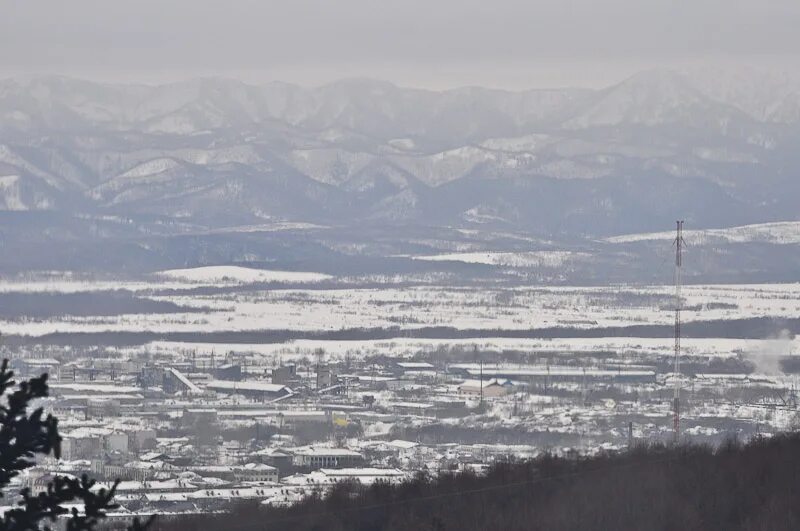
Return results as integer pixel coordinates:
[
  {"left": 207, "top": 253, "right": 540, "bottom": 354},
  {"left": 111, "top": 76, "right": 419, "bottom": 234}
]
[{"left": 562, "top": 69, "right": 744, "bottom": 129}]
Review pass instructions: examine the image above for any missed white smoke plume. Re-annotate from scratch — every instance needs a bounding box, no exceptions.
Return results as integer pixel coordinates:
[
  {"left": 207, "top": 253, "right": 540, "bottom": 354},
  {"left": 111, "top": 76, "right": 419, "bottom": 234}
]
[{"left": 745, "top": 329, "right": 795, "bottom": 375}]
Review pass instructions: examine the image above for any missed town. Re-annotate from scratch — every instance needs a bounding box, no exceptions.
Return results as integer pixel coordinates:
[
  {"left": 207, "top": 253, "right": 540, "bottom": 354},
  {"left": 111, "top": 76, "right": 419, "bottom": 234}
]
[{"left": 5, "top": 323, "right": 798, "bottom": 524}]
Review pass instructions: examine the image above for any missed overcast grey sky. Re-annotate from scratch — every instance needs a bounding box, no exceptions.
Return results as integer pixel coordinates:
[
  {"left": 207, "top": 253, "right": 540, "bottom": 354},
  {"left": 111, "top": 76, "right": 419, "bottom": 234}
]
[{"left": 2, "top": 0, "right": 800, "bottom": 89}]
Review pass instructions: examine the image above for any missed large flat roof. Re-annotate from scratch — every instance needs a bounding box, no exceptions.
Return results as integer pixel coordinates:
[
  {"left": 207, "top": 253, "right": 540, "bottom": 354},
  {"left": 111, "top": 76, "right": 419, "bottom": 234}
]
[{"left": 206, "top": 380, "right": 292, "bottom": 394}]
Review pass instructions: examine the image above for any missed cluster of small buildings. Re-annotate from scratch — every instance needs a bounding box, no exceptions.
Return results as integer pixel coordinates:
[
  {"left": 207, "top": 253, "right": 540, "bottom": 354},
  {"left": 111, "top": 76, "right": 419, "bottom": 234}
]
[{"left": 2, "top": 349, "right": 668, "bottom": 521}]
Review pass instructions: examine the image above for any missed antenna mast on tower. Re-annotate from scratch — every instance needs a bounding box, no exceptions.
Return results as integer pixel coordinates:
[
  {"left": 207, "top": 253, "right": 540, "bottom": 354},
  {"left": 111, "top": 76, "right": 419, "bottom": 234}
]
[
  {"left": 479, "top": 357, "right": 484, "bottom": 405},
  {"left": 673, "top": 220, "right": 686, "bottom": 443}
]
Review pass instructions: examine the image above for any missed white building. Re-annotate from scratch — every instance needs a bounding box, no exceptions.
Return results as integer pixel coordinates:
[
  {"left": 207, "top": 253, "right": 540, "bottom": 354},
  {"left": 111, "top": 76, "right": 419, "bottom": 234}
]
[
  {"left": 457, "top": 378, "right": 515, "bottom": 397},
  {"left": 233, "top": 463, "right": 279, "bottom": 483},
  {"left": 291, "top": 447, "right": 363, "bottom": 469}
]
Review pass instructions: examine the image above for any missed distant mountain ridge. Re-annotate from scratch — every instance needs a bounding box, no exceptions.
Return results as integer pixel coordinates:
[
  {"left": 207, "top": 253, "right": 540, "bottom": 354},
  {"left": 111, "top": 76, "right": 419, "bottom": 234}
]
[{"left": 1, "top": 68, "right": 800, "bottom": 242}]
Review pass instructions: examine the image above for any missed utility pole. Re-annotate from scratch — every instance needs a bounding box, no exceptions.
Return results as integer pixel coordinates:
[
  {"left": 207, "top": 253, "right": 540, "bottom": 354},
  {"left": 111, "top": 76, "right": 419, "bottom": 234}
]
[
  {"left": 545, "top": 360, "right": 550, "bottom": 394},
  {"left": 581, "top": 365, "right": 587, "bottom": 405},
  {"left": 673, "top": 220, "right": 686, "bottom": 444},
  {"left": 479, "top": 357, "right": 484, "bottom": 405}
]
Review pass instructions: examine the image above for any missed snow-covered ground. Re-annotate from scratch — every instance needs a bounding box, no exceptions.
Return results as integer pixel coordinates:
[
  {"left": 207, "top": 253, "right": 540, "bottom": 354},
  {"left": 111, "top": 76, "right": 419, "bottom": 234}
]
[
  {"left": 156, "top": 266, "right": 332, "bottom": 284},
  {"left": 1, "top": 273, "right": 799, "bottom": 339},
  {"left": 412, "top": 251, "right": 589, "bottom": 268},
  {"left": 139, "top": 336, "right": 787, "bottom": 364},
  {"left": 607, "top": 221, "right": 800, "bottom": 245},
  {"left": 0, "top": 266, "right": 332, "bottom": 294}
]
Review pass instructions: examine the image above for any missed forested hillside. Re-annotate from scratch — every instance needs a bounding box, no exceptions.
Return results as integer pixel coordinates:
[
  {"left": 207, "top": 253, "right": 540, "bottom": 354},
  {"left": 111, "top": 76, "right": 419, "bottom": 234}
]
[{"left": 150, "top": 433, "right": 800, "bottom": 531}]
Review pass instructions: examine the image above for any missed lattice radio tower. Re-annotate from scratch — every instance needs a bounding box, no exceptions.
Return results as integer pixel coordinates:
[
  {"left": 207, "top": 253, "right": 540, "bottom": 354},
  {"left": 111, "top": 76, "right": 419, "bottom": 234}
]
[{"left": 673, "top": 220, "right": 686, "bottom": 443}]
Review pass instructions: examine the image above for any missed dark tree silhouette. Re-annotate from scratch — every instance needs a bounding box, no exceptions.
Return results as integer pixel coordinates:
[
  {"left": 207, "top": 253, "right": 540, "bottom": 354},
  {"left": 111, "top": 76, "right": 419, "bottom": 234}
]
[
  {"left": 0, "top": 359, "right": 153, "bottom": 531},
  {"left": 153, "top": 433, "right": 800, "bottom": 531}
]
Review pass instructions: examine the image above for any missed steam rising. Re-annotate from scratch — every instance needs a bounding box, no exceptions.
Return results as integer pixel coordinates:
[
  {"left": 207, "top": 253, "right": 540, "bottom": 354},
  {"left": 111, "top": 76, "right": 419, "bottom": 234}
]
[{"left": 746, "top": 329, "right": 795, "bottom": 375}]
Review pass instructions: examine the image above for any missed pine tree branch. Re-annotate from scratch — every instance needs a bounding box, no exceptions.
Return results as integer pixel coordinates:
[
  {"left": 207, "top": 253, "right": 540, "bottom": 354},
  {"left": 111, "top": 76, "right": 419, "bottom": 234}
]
[{"left": 0, "top": 360, "right": 154, "bottom": 531}]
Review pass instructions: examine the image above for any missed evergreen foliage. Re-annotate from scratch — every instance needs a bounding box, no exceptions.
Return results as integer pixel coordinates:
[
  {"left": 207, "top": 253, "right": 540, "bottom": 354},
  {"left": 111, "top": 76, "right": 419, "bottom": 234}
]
[
  {"left": 0, "top": 359, "right": 152, "bottom": 531},
  {"left": 154, "top": 433, "right": 800, "bottom": 531}
]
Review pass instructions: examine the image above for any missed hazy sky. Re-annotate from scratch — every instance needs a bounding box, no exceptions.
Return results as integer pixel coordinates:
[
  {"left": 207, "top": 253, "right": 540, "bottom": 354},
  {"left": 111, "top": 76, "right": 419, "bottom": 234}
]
[{"left": 3, "top": 0, "right": 800, "bottom": 89}]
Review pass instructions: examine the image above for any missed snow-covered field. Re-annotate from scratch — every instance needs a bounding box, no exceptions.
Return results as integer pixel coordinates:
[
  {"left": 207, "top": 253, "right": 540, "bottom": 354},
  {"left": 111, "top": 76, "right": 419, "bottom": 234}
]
[
  {"left": 139, "top": 336, "right": 790, "bottom": 364},
  {"left": 607, "top": 221, "right": 800, "bottom": 245},
  {"left": 156, "top": 266, "right": 332, "bottom": 284},
  {"left": 1, "top": 268, "right": 799, "bottom": 340},
  {"left": 0, "top": 266, "right": 332, "bottom": 293},
  {"left": 413, "top": 251, "right": 590, "bottom": 268},
  {"left": 3, "top": 268, "right": 798, "bottom": 456}
]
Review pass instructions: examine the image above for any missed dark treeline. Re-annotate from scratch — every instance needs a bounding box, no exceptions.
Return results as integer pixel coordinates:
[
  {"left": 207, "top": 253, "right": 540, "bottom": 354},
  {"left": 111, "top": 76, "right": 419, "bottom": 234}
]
[
  {"left": 150, "top": 433, "right": 800, "bottom": 531},
  {"left": 0, "top": 292, "right": 211, "bottom": 319},
  {"left": 8, "top": 316, "right": 800, "bottom": 347}
]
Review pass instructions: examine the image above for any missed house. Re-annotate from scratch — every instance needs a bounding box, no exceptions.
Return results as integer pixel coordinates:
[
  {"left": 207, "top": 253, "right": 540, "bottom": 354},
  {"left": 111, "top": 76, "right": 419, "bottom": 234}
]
[
  {"left": 396, "top": 362, "right": 435, "bottom": 371},
  {"left": 339, "top": 374, "right": 398, "bottom": 390},
  {"left": 394, "top": 361, "right": 435, "bottom": 378},
  {"left": 87, "top": 399, "right": 121, "bottom": 418},
  {"left": 50, "top": 383, "right": 142, "bottom": 397},
  {"left": 187, "top": 465, "right": 237, "bottom": 481},
  {"left": 457, "top": 378, "right": 515, "bottom": 398},
  {"left": 12, "top": 358, "right": 61, "bottom": 379},
  {"left": 30, "top": 473, "right": 65, "bottom": 495},
  {"left": 385, "top": 440, "right": 419, "bottom": 459},
  {"left": 255, "top": 448, "right": 294, "bottom": 473},
  {"left": 430, "top": 396, "right": 467, "bottom": 416},
  {"left": 62, "top": 428, "right": 109, "bottom": 460},
  {"left": 455, "top": 365, "right": 656, "bottom": 385},
  {"left": 317, "top": 467, "right": 407, "bottom": 485},
  {"left": 233, "top": 463, "right": 279, "bottom": 483},
  {"left": 216, "top": 409, "right": 329, "bottom": 426},
  {"left": 284, "top": 468, "right": 407, "bottom": 486}
]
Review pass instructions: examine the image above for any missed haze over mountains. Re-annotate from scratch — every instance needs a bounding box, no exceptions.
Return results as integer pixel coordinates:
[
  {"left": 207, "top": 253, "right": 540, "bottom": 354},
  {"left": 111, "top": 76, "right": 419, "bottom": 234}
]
[{"left": 1, "top": 68, "right": 800, "bottom": 278}]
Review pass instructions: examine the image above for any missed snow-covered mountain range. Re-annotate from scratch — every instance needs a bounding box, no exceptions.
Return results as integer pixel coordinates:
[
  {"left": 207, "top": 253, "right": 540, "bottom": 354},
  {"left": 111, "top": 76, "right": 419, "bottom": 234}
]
[{"left": 1, "top": 68, "right": 800, "bottom": 276}]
